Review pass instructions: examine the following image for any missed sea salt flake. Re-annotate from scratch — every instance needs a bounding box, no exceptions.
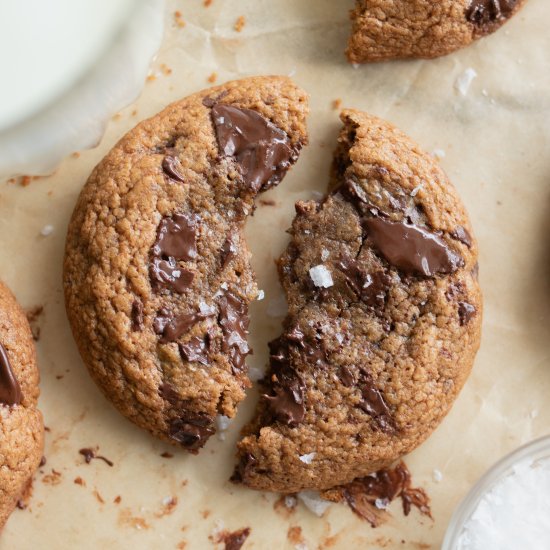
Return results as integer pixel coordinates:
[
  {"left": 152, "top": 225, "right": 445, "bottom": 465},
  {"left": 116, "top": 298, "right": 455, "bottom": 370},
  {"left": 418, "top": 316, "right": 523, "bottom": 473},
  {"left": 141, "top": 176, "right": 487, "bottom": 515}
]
[
  {"left": 375, "top": 498, "right": 389, "bottom": 510},
  {"left": 455, "top": 68, "right": 478, "bottom": 96},
  {"left": 309, "top": 265, "right": 333, "bottom": 288},
  {"left": 321, "top": 248, "right": 330, "bottom": 261},
  {"left": 432, "top": 149, "right": 446, "bottom": 160},
  {"left": 299, "top": 452, "right": 316, "bottom": 465},
  {"left": 257, "top": 289, "right": 265, "bottom": 301},
  {"left": 40, "top": 224, "right": 54, "bottom": 236},
  {"left": 432, "top": 469, "right": 443, "bottom": 483},
  {"left": 297, "top": 490, "right": 331, "bottom": 517},
  {"left": 410, "top": 184, "right": 424, "bottom": 197},
  {"left": 285, "top": 495, "right": 297, "bottom": 509}
]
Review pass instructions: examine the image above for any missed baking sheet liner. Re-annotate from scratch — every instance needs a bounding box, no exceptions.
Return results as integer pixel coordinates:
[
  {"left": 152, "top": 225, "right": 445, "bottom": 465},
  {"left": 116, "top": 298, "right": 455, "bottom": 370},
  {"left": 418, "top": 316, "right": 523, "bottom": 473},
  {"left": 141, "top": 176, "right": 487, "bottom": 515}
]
[{"left": 1, "top": 0, "right": 549, "bottom": 548}]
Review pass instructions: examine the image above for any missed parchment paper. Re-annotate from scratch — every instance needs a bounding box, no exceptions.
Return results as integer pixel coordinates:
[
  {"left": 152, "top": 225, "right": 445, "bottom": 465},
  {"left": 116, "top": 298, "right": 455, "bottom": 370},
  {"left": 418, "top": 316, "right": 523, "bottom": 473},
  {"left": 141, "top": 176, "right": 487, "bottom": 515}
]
[{"left": 1, "top": 1, "right": 550, "bottom": 548}]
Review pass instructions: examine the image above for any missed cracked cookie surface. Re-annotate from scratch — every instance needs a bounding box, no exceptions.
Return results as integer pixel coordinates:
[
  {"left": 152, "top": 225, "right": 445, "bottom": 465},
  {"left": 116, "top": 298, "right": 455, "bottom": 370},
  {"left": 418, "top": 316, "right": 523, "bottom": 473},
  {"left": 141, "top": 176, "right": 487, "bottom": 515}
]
[
  {"left": 63, "top": 76, "right": 308, "bottom": 452},
  {"left": 233, "top": 109, "right": 482, "bottom": 493},
  {"left": 0, "top": 281, "right": 44, "bottom": 527},
  {"left": 347, "top": 0, "right": 527, "bottom": 63}
]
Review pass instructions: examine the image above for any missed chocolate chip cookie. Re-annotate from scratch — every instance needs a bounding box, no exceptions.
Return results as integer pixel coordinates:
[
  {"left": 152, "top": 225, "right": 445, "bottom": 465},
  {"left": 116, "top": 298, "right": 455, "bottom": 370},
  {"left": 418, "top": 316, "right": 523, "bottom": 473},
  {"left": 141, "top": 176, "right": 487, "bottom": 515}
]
[
  {"left": 347, "top": 0, "right": 527, "bottom": 63},
  {"left": 233, "top": 109, "right": 482, "bottom": 493},
  {"left": 0, "top": 281, "right": 44, "bottom": 527},
  {"left": 63, "top": 77, "right": 308, "bottom": 452}
]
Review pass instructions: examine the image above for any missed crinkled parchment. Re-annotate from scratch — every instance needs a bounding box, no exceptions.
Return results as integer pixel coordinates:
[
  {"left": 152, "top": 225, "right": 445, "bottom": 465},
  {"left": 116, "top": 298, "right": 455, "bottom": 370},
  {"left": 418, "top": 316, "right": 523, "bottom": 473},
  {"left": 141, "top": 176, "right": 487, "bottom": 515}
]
[{"left": 1, "top": 1, "right": 550, "bottom": 548}]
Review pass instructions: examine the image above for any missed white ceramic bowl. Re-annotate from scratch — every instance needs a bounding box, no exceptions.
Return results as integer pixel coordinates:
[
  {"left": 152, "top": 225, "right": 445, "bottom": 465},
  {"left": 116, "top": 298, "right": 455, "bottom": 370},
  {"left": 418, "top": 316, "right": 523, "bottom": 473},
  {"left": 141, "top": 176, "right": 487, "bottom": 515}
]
[
  {"left": 443, "top": 435, "right": 550, "bottom": 549},
  {"left": 0, "top": 0, "right": 165, "bottom": 178}
]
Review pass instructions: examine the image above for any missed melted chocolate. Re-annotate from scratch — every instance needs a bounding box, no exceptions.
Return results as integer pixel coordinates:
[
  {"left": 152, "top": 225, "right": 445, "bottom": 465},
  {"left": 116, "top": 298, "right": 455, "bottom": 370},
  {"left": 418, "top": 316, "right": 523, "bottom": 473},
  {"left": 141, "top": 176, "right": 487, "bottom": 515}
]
[
  {"left": 364, "top": 217, "right": 463, "bottom": 277},
  {"left": 152, "top": 214, "right": 198, "bottom": 261},
  {"left": 340, "top": 462, "right": 432, "bottom": 526},
  {"left": 130, "top": 300, "right": 144, "bottom": 331},
  {"left": 337, "top": 258, "right": 391, "bottom": 311},
  {"left": 358, "top": 375, "right": 394, "bottom": 433},
  {"left": 0, "top": 343, "right": 22, "bottom": 406},
  {"left": 451, "top": 226, "right": 473, "bottom": 248},
  {"left": 339, "top": 365, "right": 356, "bottom": 387},
  {"left": 155, "top": 309, "right": 213, "bottom": 343},
  {"left": 150, "top": 257, "right": 194, "bottom": 293},
  {"left": 219, "top": 528, "right": 251, "bottom": 550},
  {"left": 217, "top": 291, "right": 250, "bottom": 373},
  {"left": 231, "top": 452, "right": 257, "bottom": 483},
  {"left": 286, "top": 326, "right": 327, "bottom": 367},
  {"left": 221, "top": 232, "right": 238, "bottom": 268},
  {"left": 458, "top": 301, "right": 476, "bottom": 325},
  {"left": 79, "top": 448, "right": 114, "bottom": 467},
  {"left": 162, "top": 156, "right": 185, "bottom": 183},
  {"left": 178, "top": 334, "right": 210, "bottom": 365},
  {"left": 211, "top": 104, "right": 297, "bottom": 192},
  {"left": 150, "top": 213, "right": 198, "bottom": 293},
  {"left": 169, "top": 415, "right": 215, "bottom": 451},
  {"left": 263, "top": 336, "right": 306, "bottom": 427},
  {"left": 467, "top": 0, "right": 517, "bottom": 25}
]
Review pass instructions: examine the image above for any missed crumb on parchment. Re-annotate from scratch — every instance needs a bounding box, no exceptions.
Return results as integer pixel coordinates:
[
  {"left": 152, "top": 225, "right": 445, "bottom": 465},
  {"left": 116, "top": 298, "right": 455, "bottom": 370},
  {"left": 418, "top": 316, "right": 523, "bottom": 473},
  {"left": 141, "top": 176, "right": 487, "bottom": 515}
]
[{"left": 234, "top": 15, "right": 246, "bottom": 32}]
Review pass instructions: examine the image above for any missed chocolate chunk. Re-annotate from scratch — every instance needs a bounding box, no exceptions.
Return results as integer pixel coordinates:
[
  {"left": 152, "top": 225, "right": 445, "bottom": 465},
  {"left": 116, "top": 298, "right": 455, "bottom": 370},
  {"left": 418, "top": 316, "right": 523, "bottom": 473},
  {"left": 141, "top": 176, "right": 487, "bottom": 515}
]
[
  {"left": 150, "top": 257, "right": 194, "bottom": 293},
  {"left": 337, "top": 178, "right": 378, "bottom": 214},
  {"left": 221, "top": 232, "right": 238, "bottom": 268},
  {"left": 78, "top": 448, "right": 114, "bottom": 467},
  {"left": 0, "top": 342, "right": 22, "bottom": 406},
  {"left": 130, "top": 300, "right": 144, "bottom": 331},
  {"left": 339, "top": 365, "right": 356, "bottom": 387},
  {"left": 156, "top": 310, "right": 213, "bottom": 343},
  {"left": 211, "top": 104, "right": 297, "bottom": 192},
  {"left": 231, "top": 452, "right": 257, "bottom": 483},
  {"left": 217, "top": 291, "right": 250, "bottom": 373},
  {"left": 178, "top": 333, "right": 211, "bottom": 365},
  {"left": 263, "top": 336, "right": 306, "bottom": 427},
  {"left": 467, "top": 0, "right": 517, "bottom": 25},
  {"left": 286, "top": 326, "right": 327, "bottom": 367},
  {"left": 339, "top": 462, "right": 431, "bottom": 526},
  {"left": 152, "top": 214, "right": 198, "bottom": 261},
  {"left": 337, "top": 258, "right": 391, "bottom": 310},
  {"left": 219, "top": 528, "right": 251, "bottom": 550},
  {"left": 451, "top": 226, "right": 473, "bottom": 248},
  {"left": 364, "top": 217, "right": 463, "bottom": 277},
  {"left": 162, "top": 156, "right": 185, "bottom": 183},
  {"left": 169, "top": 415, "right": 215, "bottom": 451},
  {"left": 357, "top": 373, "right": 394, "bottom": 433},
  {"left": 458, "top": 301, "right": 476, "bottom": 325}
]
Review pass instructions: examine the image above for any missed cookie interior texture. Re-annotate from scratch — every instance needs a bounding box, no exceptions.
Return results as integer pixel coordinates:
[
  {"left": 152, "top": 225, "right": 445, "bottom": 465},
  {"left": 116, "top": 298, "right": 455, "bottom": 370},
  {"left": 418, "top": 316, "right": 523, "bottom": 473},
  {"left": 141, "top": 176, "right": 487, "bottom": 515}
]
[
  {"left": 347, "top": 0, "right": 527, "bottom": 63},
  {"left": 233, "top": 109, "right": 482, "bottom": 493},
  {"left": 0, "top": 281, "right": 44, "bottom": 527},
  {"left": 63, "top": 76, "right": 308, "bottom": 453}
]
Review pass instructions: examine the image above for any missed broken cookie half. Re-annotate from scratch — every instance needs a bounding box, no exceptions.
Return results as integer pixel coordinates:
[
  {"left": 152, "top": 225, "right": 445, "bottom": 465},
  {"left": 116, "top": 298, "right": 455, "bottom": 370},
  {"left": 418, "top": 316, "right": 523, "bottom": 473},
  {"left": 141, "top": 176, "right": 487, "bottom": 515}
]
[
  {"left": 233, "top": 109, "right": 482, "bottom": 493},
  {"left": 347, "top": 0, "right": 527, "bottom": 63},
  {"left": 64, "top": 77, "right": 308, "bottom": 453}
]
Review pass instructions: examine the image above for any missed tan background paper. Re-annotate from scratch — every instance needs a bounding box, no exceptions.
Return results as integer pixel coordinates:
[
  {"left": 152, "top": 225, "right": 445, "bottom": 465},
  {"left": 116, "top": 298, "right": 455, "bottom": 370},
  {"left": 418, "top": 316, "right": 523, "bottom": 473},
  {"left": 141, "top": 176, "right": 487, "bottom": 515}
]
[{"left": 1, "top": 0, "right": 550, "bottom": 548}]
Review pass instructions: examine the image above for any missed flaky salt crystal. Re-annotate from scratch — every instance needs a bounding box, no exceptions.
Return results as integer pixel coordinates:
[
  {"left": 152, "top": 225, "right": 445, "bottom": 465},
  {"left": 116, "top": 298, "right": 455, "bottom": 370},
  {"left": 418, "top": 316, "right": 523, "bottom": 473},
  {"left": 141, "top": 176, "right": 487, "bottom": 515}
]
[
  {"left": 433, "top": 469, "right": 443, "bottom": 483},
  {"left": 309, "top": 265, "right": 333, "bottom": 288},
  {"left": 297, "top": 490, "right": 331, "bottom": 517},
  {"left": 455, "top": 68, "right": 477, "bottom": 96},
  {"left": 299, "top": 452, "right": 316, "bottom": 465},
  {"left": 40, "top": 224, "right": 54, "bottom": 236}
]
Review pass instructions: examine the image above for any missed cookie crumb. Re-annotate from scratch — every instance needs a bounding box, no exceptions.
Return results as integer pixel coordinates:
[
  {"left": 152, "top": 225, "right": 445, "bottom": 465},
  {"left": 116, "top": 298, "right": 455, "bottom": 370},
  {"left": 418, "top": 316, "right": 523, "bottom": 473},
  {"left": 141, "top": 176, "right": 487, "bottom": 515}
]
[
  {"left": 25, "top": 305, "right": 44, "bottom": 341},
  {"left": 155, "top": 496, "right": 178, "bottom": 517},
  {"left": 160, "top": 451, "right": 174, "bottom": 458},
  {"left": 71, "top": 152, "right": 80, "bottom": 159},
  {"left": 74, "top": 476, "right": 86, "bottom": 486},
  {"left": 309, "top": 265, "right": 333, "bottom": 288},
  {"left": 332, "top": 99, "right": 342, "bottom": 110},
  {"left": 455, "top": 68, "right": 477, "bottom": 96},
  {"left": 174, "top": 10, "right": 186, "bottom": 28},
  {"left": 234, "top": 15, "right": 246, "bottom": 32},
  {"left": 160, "top": 63, "right": 172, "bottom": 76},
  {"left": 207, "top": 72, "right": 217, "bottom": 83},
  {"left": 204, "top": 0, "right": 212, "bottom": 5},
  {"left": 114, "top": 495, "right": 122, "bottom": 504}
]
